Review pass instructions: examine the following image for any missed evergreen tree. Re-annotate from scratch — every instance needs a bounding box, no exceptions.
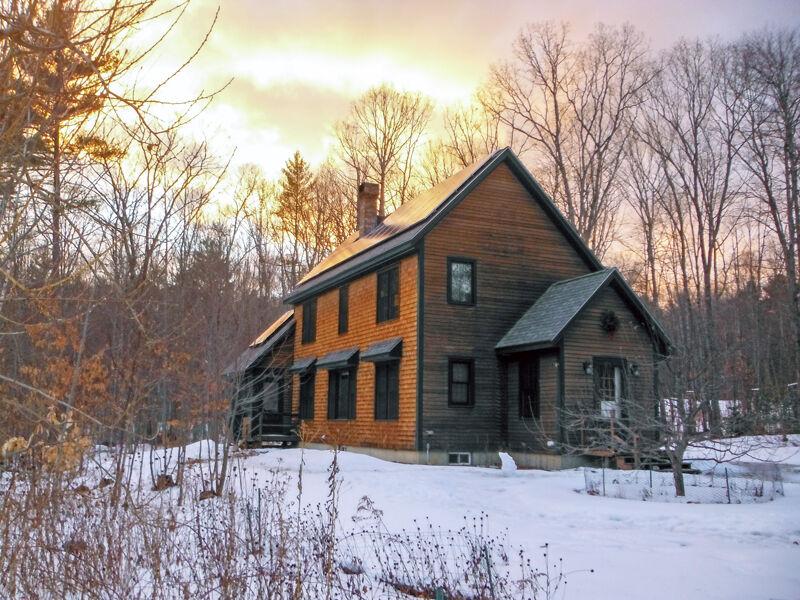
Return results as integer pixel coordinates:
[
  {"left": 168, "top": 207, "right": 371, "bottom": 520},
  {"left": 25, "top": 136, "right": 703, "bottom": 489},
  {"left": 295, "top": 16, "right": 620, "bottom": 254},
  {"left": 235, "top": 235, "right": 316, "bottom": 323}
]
[
  {"left": 274, "top": 151, "right": 314, "bottom": 291},
  {"left": 11, "top": 1, "right": 126, "bottom": 278}
]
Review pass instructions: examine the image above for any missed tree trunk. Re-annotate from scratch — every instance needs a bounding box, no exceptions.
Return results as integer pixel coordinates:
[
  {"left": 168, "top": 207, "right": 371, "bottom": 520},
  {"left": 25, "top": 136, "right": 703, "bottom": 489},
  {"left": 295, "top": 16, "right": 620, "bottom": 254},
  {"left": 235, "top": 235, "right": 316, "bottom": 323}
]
[
  {"left": 670, "top": 454, "right": 686, "bottom": 497},
  {"left": 51, "top": 123, "right": 62, "bottom": 278}
]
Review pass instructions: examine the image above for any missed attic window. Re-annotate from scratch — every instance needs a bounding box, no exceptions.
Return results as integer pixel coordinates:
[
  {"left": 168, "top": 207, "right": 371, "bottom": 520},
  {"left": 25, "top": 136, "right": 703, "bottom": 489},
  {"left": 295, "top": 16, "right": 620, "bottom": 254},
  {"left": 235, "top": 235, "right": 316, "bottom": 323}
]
[{"left": 447, "top": 258, "right": 476, "bottom": 306}]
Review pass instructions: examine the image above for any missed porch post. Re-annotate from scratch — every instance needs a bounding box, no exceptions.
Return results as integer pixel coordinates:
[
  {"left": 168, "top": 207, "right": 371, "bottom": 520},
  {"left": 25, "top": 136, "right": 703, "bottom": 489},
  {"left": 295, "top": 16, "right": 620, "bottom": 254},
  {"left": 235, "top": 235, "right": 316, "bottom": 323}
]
[{"left": 557, "top": 342, "right": 566, "bottom": 446}]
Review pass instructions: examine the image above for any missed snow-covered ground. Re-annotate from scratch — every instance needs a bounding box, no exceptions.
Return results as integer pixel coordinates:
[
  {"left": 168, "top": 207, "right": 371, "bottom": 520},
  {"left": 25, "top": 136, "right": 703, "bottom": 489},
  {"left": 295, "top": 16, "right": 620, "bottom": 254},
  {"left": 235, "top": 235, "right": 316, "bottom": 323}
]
[
  {"left": 686, "top": 434, "right": 800, "bottom": 467},
  {"left": 193, "top": 437, "right": 800, "bottom": 600}
]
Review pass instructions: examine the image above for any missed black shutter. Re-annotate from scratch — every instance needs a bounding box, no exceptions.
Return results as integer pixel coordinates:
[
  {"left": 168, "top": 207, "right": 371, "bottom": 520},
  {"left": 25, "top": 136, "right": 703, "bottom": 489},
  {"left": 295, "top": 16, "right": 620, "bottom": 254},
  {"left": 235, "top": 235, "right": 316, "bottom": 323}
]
[
  {"left": 300, "top": 373, "right": 315, "bottom": 420},
  {"left": 377, "top": 271, "right": 386, "bottom": 322},
  {"left": 303, "top": 298, "right": 317, "bottom": 343},
  {"left": 327, "top": 371, "right": 336, "bottom": 418},
  {"left": 375, "top": 364, "right": 386, "bottom": 419},
  {"left": 387, "top": 362, "right": 399, "bottom": 419},
  {"left": 348, "top": 368, "right": 357, "bottom": 419},
  {"left": 389, "top": 267, "right": 399, "bottom": 319},
  {"left": 338, "top": 285, "right": 349, "bottom": 334}
]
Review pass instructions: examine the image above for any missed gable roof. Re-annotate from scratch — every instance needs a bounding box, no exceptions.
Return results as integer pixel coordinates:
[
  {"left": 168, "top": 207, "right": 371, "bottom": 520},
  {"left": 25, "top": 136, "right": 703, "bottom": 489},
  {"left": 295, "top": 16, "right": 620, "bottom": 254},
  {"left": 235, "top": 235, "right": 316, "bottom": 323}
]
[
  {"left": 495, "top": 268, "right": 672, "bottom": 354},
  {"left": 223, "top": 310, "right": 294, "bottom": 376},
  {"left": 284, "top": 147, "right": 603, "bottom": 303}
]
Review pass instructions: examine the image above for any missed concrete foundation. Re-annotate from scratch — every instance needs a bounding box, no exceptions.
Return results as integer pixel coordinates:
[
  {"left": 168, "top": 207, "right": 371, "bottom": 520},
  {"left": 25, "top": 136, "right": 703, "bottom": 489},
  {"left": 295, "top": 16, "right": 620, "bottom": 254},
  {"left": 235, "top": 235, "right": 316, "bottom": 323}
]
[{"left": 301, "top": 442, "right": 594, "bottom": 470}]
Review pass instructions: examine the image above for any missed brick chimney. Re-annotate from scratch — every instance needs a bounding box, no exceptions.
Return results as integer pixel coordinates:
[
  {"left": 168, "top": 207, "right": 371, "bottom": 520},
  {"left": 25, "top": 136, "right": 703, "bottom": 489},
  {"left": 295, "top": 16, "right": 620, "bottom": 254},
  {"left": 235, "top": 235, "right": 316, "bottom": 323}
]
[{"left": 357, "top": 181, "right": 379, "bottom": 235}]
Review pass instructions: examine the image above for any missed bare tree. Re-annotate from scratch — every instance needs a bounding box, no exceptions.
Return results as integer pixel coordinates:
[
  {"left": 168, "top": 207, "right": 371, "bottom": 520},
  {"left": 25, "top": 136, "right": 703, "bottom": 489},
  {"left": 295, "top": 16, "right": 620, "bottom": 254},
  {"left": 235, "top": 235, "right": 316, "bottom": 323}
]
[
  {"left": 640, "top": 39, "right": 748, "bottom": 425},
  {"left": 621, "top": 137, "right": 668, "bottom": 305},
  {"left": 739, "top": 29, "right": 800, "bottom": 384},
  {"left": 418, "top": 102, "right": 509, "bottom": 187},
  {"left": 483, "top": 22, "right": 651, "bottom": 257},
  {"left": 1, "top": 0, "right": 217, "bottom": 278},
  {"left": 335, "top": 84, "right": 432, "bottom": 214}
]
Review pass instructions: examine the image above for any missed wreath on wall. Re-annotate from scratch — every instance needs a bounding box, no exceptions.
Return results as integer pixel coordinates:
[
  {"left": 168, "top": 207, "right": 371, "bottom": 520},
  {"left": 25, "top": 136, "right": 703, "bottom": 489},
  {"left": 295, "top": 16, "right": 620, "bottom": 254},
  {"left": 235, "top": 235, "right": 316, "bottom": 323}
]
[{"left": 601, "top": 310, "right": 620, "bottom": 334}]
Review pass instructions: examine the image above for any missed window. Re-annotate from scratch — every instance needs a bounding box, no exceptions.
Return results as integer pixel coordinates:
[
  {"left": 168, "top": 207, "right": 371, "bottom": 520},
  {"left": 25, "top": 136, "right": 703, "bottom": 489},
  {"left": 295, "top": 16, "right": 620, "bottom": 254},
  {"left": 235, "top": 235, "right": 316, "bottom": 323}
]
[
  {"left": 594, "top": 357, "right": 626, "bottom": 419},
  {"left": 338, "top": 285, "right": 349, "bottom": 335},
  {"left": 374, "top": 361, "right": 399, "bottom": 420},
  {"left": 447, "top": 258, "right": 476, "bottom": 305},
  {"left": 301, "top": 298, "right": 317, "bottom": 344},
  {"left": 327, "top": 367, "right": 356, "bottom": 420},
  {"left": 448, "top": 452, "right": 471, "bottom": 465},
  {"left": 377, "top": 265, "right": 399, "bottom": 322},
  {"left": 299, "top": 371, "right": 315, "bottom": 420},
  {"left": 448, "top": 358, "right": 474, "bottom": 406}
]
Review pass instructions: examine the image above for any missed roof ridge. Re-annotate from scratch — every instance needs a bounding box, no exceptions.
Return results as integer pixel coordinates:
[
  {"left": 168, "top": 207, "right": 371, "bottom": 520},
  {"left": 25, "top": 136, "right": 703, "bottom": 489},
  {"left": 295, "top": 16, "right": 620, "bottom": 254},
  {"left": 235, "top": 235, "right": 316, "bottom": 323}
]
[
  {"left": 549, "top": 267, "right": 615, "bottom": 287},
  {"left": 288, "top": 151, "right": 505, "bottom": 295}
]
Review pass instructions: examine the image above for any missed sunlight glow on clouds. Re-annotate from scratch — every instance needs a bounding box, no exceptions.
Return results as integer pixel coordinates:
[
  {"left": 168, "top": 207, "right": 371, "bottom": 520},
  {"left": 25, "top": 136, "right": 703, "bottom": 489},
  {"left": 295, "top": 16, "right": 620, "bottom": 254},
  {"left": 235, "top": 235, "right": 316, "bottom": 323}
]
[
  {"left": 139, "top": 0, "right": 800, "bottom": 179},
  {"left": 232, "top": 50, "right": 473, "bottom": 105}
]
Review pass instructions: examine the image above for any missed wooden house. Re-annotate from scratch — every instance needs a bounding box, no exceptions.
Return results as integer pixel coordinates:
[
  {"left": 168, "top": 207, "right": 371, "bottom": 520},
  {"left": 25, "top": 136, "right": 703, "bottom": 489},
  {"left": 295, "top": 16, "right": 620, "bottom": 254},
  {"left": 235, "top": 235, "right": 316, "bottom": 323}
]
[{"left": 227, "top": 148, "right": 671, "bottom": 468}]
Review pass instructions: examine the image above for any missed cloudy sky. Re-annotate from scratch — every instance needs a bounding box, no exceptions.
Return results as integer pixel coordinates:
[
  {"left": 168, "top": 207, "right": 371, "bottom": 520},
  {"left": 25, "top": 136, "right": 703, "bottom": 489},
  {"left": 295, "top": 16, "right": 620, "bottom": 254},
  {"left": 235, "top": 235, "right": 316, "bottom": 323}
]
[{"left": 148, "top": 0, "right": 800, "bottom": 178}]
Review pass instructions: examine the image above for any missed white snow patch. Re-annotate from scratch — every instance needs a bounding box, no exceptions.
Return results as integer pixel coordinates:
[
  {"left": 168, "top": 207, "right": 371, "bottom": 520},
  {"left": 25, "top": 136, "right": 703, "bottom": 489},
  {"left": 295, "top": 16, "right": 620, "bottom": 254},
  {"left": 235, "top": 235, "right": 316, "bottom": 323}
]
[
  {"left": 685, "top": 434, "right": 800, "bottom": 466},
  {"left": 498, "top": 451, "right": 517, "bottom": 475}
]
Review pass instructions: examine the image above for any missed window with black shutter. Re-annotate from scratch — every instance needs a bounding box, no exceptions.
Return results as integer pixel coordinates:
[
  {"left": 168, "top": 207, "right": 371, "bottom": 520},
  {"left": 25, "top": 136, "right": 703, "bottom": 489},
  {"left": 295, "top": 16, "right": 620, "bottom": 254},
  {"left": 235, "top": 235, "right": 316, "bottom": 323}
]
[
  {"left": 374, "top": 361, "right": 399, "bottom": 420},
  {"left": 299, "top": 371, "right": 315, "bottom": 420},
  {"left": 302, "top": 298, "right": 317, "bottom": 344},
  {"left": 327, "top": 367, "right": 356, "bottom": 420},
  {"left": 377, "top": 265, "right": 399, "bottom": 322},
  {"left": 448, "top": 358, "right": 474, "bottom": 406}
]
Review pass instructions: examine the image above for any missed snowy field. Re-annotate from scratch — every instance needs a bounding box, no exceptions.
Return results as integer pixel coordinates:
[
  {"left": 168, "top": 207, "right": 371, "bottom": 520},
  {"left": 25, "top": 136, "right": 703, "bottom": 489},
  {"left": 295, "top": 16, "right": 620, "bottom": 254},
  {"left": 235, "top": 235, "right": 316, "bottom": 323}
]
[
  {"left": 198, "top": 437, "right": 800, "bottom": 600},
  {"left": 6, "top": 436, "right": 796, "bottom": 598}
]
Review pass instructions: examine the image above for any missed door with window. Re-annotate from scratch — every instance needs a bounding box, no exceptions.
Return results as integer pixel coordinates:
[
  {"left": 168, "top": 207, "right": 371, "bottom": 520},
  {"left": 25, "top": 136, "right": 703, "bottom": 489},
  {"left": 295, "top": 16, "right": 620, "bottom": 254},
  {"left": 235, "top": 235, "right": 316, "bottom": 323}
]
[{"left": 594, "top": 357, "right": 626, "bottom": 420}]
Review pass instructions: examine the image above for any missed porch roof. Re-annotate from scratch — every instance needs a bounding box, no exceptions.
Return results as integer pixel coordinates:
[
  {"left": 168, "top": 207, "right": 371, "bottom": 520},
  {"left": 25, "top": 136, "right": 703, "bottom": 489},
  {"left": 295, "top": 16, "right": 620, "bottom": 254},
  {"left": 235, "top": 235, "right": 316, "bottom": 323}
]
[
  {"left": 496, "top": 269, "right": 670, "bottom": 354},
  {"left": 223, "top": 313, "right": 295, "bottom": 376}
]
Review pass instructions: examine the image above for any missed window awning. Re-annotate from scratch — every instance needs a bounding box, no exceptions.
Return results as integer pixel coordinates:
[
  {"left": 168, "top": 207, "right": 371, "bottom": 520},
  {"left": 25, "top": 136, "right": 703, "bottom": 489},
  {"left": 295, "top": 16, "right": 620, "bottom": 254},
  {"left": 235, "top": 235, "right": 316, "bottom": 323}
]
[
  {"left": 316, "top": 347, "right": 359, "bottom": 370},
  {"left": 289, "top": 356, "right": 316, "bottom": 373},
  {"left": 361, "top": 337, "right": 403, "bottom": 362}
]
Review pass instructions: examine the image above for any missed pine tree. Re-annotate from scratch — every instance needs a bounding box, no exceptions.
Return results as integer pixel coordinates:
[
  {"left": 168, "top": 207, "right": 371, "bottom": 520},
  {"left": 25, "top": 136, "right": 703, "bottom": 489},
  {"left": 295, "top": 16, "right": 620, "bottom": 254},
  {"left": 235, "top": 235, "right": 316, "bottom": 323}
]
[
  {"left": 21, "top": 2, "right": 124, "bottom": 277},
  {"left": 274, "top": 151, "right": 314, "bottom": 291}
]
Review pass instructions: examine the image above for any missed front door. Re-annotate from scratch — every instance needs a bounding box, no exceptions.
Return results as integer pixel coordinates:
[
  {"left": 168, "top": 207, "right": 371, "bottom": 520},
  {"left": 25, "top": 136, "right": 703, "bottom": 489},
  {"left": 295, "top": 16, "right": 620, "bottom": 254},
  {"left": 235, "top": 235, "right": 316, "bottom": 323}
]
[{"left": 519, "top": 356, "right": 540, "bottom": 419}]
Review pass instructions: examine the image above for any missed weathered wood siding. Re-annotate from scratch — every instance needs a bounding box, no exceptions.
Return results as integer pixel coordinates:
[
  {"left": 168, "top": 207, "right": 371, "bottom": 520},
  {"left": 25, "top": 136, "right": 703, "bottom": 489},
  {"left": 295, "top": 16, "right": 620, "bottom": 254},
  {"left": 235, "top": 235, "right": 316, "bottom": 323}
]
[
  {"left": 562, "top": 283, "right": 658, "bottom": 442},
  {"left": 421, "top": 163, "right": 593, "bottom": 451},
  {"left": 292, "top": 255, "right": 418, "bottom": 450}
]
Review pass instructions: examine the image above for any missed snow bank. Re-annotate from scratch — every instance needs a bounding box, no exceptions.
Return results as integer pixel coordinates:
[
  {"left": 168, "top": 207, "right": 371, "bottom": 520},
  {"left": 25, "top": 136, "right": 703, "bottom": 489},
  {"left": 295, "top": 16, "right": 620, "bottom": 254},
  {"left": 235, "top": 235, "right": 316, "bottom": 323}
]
[{"left": 685, "top": 434, "right": 800, "bottom": 466}]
